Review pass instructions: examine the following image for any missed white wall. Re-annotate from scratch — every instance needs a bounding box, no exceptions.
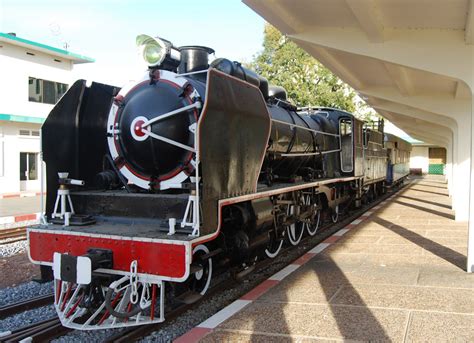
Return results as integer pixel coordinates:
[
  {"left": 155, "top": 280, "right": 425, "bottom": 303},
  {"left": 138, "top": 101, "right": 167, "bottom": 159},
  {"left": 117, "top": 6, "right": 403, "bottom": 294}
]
[
  {"left": 0, "top": 42, "right": 73, "bottom": 118},
  {"left": 0, "top": 41, "right": 75, "bottom": 193},
  {"left": 0, "top": 122, "right": 44, "bottom": 193},
  {"left": 410, "top": 146, "right": 430, "bottom": 174}
]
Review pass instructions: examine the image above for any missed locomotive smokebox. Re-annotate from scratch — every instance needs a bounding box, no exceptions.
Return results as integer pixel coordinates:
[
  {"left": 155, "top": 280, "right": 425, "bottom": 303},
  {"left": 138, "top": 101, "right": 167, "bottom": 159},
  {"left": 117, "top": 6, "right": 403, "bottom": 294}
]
[{"left": 178, "top": 46, "right": 214, "bottom": 78}]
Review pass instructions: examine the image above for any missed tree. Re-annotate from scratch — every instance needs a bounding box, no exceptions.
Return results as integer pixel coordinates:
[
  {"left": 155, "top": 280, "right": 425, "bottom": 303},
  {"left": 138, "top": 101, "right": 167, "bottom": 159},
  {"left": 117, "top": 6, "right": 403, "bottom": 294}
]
[{"left": 248, "top": 24, "right": 357, "bottom": 113}]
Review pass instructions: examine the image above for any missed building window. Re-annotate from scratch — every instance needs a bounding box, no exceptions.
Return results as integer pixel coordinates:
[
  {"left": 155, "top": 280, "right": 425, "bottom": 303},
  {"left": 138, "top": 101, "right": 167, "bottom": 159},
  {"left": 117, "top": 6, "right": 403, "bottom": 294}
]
[
  {"left": 20, "top": 152, "right": 38, "bottom": 181},
  {"left": 28, "top": 77, "right": 68, "bottom": 104},
  {"left": 19, "top": 129, "right": 40, "bottom": 137}
]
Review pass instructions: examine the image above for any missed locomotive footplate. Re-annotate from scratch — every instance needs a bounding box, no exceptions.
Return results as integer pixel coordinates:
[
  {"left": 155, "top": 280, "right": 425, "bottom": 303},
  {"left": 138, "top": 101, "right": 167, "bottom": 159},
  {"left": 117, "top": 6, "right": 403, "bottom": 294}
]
[{"left": 28, "top": 225, "right": 192, "bottom": 282}]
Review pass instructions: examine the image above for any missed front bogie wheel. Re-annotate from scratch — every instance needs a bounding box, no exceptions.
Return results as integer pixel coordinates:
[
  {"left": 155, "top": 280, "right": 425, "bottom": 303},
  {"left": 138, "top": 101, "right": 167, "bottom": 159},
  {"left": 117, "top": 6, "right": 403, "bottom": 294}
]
[
  {"left": 265, "top": 228, "right": 284, "bottom": 258},
  {"left": 190, "top": 245, "right": 212, "bottom": 295}
]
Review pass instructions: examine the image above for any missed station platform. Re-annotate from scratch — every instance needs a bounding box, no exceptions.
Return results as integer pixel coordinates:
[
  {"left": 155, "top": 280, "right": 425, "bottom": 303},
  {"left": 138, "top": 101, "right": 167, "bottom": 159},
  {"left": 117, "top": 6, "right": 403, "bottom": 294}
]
[
  {"left": 0, "top": 195, "right": 41, "bottom": 218},
  {"left": 178, "top": 176, "right": 473, "bottom": 342},
  {"left": 0, "top": 195, "right": 42, "bottom": 229}
]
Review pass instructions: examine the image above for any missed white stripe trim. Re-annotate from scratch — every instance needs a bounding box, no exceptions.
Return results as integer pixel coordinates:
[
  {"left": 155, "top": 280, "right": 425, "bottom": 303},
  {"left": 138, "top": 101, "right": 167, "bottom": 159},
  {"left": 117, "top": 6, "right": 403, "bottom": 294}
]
[
  {"left": 218, "top": 177, "right": 359, "bottom": 207},
  {"left": 268, "top": 264, "right": 300, "bottom": 281},
  {"left": 334, "top": 228, "right": 350, "bottom": 236},
  {"left": 0, "top": 217, "right": 14, "bottom": 225},
  {"left": 28, "top": 227, "right": 189, "bottom": 245},
  {"left": 271, "top": 118, "right": 340, "bottom": 137},
  {"left": 191, "top": 175, "right": 362, "bottom": 247},
  {"left": 308, "top": 243, "right": 331, "bottom": 254},
  {"left": 351, "top": 219, "right": 363, "bottom": 225},
  {"left": 197, "top": 299, "right": 251, "bottom": 329}
]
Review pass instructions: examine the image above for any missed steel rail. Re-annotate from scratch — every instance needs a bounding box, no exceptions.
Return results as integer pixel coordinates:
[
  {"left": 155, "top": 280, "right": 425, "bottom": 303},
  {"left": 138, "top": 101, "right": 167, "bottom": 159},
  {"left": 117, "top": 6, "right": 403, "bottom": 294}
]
[
  {"left": 0, "top": 293, "right": 55, "bottom": 319},
  {"left": 0, "top": 227, "right": 27, "bottom": 241},
  {"left": 1, "top": 317, "right": 71, "bottom": 342}
]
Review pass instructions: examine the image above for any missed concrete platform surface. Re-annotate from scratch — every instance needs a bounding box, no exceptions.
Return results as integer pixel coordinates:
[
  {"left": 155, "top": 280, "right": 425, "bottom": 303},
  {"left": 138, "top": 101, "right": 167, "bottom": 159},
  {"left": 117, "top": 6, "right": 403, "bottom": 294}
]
[
  {"left": 0, "top": 195, "right": 42, "bottom": 217},
  {"left": 192, "top": 176, "right": 473, "bottom": 342}
]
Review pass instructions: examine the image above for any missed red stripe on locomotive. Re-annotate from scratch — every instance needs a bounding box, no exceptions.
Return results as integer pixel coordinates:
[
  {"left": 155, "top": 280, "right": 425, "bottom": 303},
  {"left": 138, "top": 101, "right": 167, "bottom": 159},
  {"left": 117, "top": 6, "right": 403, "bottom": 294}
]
[{"left": 29, "top": 231, "right": 187, "bottom": 279}]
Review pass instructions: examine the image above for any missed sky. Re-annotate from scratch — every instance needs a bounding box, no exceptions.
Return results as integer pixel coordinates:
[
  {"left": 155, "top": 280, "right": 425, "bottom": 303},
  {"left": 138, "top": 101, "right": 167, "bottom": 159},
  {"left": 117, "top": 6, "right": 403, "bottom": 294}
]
[
  {"left": 0, "top": 0, "right": 414, "bottom": 141},
  {"left": 0, "top": 0, "right": 265, "bottom": 85}
]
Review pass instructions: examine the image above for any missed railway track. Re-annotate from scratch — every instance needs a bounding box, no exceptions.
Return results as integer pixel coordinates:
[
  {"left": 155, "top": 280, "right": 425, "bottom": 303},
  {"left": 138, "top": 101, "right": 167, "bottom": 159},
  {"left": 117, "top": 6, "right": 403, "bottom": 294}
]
[
  {"left": 0, "top": 293, "right": 61, "bottom": 342},
  {"left": 0, "top": 317, "right": 70, "bottom": 342},
  {"left": 0, "top": 227, "right": 27, "bottom": 244},
  {"left": 0, "top": 293, "right": 54, "bottom": 320}
]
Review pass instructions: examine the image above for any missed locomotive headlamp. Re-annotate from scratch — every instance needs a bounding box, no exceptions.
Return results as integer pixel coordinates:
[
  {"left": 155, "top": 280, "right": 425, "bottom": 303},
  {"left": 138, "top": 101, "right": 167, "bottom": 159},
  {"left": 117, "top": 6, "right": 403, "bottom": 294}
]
[
  {"left": 136, "top": 34, "right": 167, "bottom": 66},
  {"left": 136, "top": 34, "right": 181, "bottom": 68}
]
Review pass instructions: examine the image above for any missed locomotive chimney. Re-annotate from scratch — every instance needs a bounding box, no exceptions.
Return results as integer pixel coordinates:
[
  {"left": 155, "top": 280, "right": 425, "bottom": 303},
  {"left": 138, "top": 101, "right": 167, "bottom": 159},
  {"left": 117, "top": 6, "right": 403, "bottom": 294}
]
[{"left": 178, "top": 46, "right": 215, "bottom": 79}]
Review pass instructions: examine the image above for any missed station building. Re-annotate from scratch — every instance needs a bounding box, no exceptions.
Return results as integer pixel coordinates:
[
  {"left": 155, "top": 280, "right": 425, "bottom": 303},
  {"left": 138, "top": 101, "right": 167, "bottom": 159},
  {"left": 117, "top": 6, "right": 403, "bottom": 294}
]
[
  {"left": 0, "top": 32, "right": 93, "bottom": 194},
  {"left": 410, "top": 145, "right": 447, "bottom": 175}
]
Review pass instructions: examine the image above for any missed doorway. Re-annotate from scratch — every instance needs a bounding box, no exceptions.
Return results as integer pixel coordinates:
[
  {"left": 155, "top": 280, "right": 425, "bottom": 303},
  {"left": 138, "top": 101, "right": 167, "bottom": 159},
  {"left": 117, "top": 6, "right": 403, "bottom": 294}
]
[
  {"left": 428, "top": 147, "right": 446, "bottom": 175},
  {"left": 19, "top": 152, "right": 39, "bottom": 191},
  {"left": 339, "top": 118, "right": 354, "bottom": 173}
]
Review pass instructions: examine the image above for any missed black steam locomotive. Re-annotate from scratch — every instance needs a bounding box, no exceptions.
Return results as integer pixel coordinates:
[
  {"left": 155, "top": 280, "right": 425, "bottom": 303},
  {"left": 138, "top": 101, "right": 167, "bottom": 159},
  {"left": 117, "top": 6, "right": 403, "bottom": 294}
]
[{"left": 28, "top": 35, "right": 411, "bottom": 329}]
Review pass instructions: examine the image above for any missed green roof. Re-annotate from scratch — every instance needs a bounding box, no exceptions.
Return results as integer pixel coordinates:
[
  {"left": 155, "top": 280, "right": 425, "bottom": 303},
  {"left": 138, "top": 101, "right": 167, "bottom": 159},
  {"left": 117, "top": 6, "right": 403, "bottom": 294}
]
[
  {"left": 0, "top": 32, "right": 94, "bottom": 63},
  {"left": 0, "top": 114, "right": 45, "bottom": 124}
]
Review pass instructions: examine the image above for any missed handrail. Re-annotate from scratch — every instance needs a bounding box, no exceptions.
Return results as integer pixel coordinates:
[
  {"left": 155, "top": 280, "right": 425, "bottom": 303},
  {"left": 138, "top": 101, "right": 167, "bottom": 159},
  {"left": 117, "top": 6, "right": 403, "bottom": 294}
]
[{"left": 271, "top": 118, "right": 340, "bottom": 137}]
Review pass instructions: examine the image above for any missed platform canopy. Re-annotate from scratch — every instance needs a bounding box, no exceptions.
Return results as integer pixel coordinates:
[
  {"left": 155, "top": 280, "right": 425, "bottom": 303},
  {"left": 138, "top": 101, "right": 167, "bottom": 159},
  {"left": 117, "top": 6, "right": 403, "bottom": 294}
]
[{"left": 243, "top": 0, "right": 473, "bottom": 272}]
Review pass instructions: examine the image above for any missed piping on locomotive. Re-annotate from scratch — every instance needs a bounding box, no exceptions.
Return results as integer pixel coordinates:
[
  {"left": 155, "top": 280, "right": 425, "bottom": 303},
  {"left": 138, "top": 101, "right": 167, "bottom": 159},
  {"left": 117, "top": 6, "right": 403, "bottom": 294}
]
[{"left": 27, "top": 35, "right": 412, "bottom": 329}]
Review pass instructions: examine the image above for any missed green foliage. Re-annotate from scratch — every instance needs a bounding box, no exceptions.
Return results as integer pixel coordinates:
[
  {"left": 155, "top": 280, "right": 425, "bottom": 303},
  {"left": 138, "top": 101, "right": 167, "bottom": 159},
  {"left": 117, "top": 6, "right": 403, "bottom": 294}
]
[{"left": 247, "top": 24, "right": 357, "bottom": 113}]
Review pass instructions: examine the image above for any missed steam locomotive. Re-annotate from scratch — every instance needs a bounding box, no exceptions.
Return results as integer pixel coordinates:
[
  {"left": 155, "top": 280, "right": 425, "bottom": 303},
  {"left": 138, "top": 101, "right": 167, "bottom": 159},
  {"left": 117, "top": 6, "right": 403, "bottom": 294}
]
[{"left": 27, "top": 35, "right": 411, "bottom": 329}]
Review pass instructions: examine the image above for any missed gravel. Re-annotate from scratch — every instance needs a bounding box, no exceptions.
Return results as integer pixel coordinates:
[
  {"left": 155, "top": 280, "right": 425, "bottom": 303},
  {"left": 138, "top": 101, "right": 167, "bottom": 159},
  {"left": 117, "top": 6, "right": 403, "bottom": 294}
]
[
  {"left": 53, "top": 327, "right": 126, "bottom": 343},
  {"left": 0, "top": 240, "right": 28, "bottom": 258},
  {"left": 0, "top": 304, "right": 56, "bottom": 333},
  {"left": 0, "top": 281, "right": 53, "bottom": 307}
]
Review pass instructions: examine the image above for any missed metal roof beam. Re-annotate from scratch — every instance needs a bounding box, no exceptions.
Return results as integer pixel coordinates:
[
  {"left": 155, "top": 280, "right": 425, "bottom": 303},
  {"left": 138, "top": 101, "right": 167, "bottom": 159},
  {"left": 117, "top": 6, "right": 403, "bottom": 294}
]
[
  {"left": 295, "top": 41, "right": 364, "bottom": 89},
  {"left": 454, "top": 81, "right": 462, "bottom": 99},
  {"left": 371, "top": 101, "right": 456, "bottom": 131},
  {"left": 242, "top": 0, "right": 299, "bottom": 34},
  {"left": 359, "top": 86, "right": 470, "bottom": 120},
  {"left": 366, "top": 94, "right": 457, "bottom": 130},
  {"left": 466, "top": 0, "right": 474, "bottom": 44},
  {"left": 345, "top": 0, "right": 385, "bottom": 43},
  {"left": 378, "top": 110, "right": 451, "bottom": 145},
  {"left": 288, "top": 29, "right": 472, "bottom": 86},
  {"left": 383, "top": 63, "right": 416, "bottom": 96}
]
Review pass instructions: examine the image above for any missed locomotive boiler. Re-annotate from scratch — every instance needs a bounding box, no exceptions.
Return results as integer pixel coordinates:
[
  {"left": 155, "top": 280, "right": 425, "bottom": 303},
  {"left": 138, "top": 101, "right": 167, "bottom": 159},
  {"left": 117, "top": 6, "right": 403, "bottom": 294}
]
[
  {"left": 27, "top": 34, "right": 410, "bottom": 330},
  {"left": 105, "top": 45, "right": 343, "bottom": 192}
]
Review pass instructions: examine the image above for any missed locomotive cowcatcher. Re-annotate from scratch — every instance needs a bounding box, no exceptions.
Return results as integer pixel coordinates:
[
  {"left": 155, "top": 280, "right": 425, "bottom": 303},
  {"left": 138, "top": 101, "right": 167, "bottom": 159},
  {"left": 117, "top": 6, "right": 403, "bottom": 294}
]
[{"left": 27, "top": 34, "right": 410, "bottom": 329}]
